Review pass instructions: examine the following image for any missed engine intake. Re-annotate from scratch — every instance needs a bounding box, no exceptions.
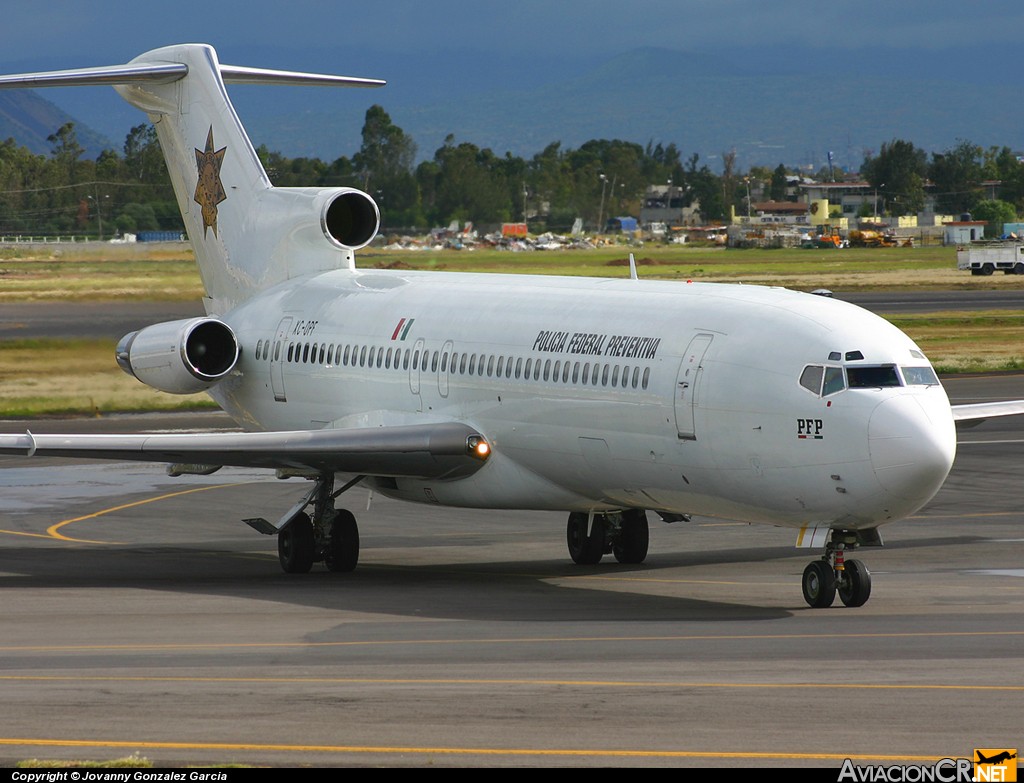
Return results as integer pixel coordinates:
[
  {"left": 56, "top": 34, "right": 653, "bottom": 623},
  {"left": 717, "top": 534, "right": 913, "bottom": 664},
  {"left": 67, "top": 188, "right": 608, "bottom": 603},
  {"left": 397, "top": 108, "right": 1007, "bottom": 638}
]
[
  {"left": 322, "top": 188, "right": 380, "bottom": 250},
  {"left": 116, "top": 317, "right": 239, "bottom": 394}
]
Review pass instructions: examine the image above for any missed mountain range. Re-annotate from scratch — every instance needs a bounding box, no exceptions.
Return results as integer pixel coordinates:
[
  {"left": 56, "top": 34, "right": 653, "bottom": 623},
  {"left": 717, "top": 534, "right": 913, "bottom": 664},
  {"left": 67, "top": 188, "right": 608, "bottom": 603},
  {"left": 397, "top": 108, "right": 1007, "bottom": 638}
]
[{"left": 2, "top": 44, "right": 1021, "bottom": 174}]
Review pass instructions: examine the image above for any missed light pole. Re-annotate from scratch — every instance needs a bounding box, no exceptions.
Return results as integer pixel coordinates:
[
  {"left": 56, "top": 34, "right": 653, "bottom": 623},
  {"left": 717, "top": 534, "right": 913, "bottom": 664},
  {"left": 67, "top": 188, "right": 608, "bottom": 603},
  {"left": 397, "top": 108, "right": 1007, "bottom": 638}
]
[
  {"left": 597, "top": 173, "right": 608, "bottom": 234},
  {"left": 89, "top": 189, "right": 107, "bottom": 240}
]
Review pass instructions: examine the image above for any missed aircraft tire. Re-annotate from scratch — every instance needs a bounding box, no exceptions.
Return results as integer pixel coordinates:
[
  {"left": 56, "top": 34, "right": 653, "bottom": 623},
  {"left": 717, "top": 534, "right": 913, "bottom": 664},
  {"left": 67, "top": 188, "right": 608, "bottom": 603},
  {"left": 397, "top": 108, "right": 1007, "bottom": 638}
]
[
  {"left": 612, "top": 510, "right": 649, "bottom": 564},
  {"left": 278, "top": 513, "right": 315, "bottom": 574},
  {"left": 837, "top": 558, "right": 872, "bottom": 607},
  {"left": 567, "top": 512, "right": 604, "bottom": 565},
  {"left": 325, "top": 509, "right": 359, "bottom": 573},
  {"left": 802, "top": 560, "right": 836, "bottom": 608}
]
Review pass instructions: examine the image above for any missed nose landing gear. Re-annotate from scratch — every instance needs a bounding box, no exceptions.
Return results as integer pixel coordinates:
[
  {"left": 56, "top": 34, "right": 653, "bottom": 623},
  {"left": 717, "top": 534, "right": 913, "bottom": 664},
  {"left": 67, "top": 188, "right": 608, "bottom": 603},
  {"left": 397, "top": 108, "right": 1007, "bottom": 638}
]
[{"left": 801, "top": 531, "right": 874, "bottom": 608}]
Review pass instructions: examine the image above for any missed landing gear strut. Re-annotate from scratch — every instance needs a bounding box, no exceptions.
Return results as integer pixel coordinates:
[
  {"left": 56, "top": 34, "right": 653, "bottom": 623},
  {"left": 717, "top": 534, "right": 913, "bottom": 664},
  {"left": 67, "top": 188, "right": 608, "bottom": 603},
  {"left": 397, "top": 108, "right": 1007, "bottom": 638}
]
[
  {"left": 251, "top": 473, "right": 362, "bottom": 574},
  {"left": 566, "top": 510, "right": 649, "bottom": 565},
  {"left": 802, "top": 531, "right": 873, "bottom": 608}
]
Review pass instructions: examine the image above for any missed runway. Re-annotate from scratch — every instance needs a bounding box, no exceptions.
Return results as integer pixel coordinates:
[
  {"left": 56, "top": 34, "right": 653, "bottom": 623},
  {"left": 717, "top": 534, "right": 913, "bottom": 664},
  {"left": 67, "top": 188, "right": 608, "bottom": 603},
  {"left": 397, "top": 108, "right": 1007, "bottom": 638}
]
[
  {"left": 2, "top": 289, "right": 1024, "bottom": 342},
  {"left": 0, "top": 375, "right": 1022, "bottom": 767}
]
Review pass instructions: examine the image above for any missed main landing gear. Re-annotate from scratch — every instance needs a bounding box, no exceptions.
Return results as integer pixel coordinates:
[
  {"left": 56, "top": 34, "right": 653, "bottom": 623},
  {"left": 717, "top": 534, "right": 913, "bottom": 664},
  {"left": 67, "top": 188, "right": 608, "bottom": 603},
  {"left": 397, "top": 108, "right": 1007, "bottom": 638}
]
[
  {"left": 247, "top": 474, "right": 362, "bottom": 575},
  {"left": 801, "top": 531, "right": 873, "bottom": 608},
  {"left": 566, "top": 509, "right": 649, "bottom": 565}
]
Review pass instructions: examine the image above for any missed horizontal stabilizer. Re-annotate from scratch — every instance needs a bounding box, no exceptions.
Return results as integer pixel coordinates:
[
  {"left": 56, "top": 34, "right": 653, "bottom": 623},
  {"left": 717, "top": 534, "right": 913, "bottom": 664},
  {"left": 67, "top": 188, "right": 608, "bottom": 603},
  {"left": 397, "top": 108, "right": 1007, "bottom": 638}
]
[{"left": 0, "top": 61, "right": 383, "bottom": 91}]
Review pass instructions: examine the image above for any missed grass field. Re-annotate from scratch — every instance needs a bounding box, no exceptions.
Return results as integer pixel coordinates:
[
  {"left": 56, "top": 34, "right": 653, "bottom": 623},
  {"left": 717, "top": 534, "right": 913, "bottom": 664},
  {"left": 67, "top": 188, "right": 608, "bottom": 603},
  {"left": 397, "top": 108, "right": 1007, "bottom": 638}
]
[{"left": 2, "top": 241, "right": 1023, "bottom": 416}]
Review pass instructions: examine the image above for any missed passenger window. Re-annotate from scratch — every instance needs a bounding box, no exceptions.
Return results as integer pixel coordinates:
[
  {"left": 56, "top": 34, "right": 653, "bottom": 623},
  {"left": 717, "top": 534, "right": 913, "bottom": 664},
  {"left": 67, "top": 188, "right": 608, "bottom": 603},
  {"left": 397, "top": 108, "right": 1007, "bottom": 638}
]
[
  {"left": 572, "top": 362, "right": 580, "bottom": 383},
  {"left": 487, "top": 355, "right": 495, "bottom": 377},
  {"left": 319, "top": 345, "right": 326, "bottom": 364},
  {"left": 611, "top": 365, "right": 620, "bottom": 387},
  {"left": 632, "top": 366, "right": 640, "bottom": 388},
  {"left": 543, "top": 360, "right": 551, "bottom": 381},
  {"left": 359, "top": 346, "right": 367, "bottom": 367},
  {"left": 642, "top": 367, "right": 650, "bottom": 389},
  {"left": 496, "top": 356, "right": 504, "bottom": 377},
  {"left": 274, "top": 342, "right": 281, "bottom": 361},
  {"left": 562, "top": 362, "right": 571, "bottom": 383},
  {"left": 601, "top": 364, "right": 609, "bottom": 386},
  {"left": 431, "top": 351, "right": 439, "bottom": 372},
  {"left": 800, "top": 365, "right": 824, "bottom": 394},
  {"left": 515, "top": 357, "right": 522, "bottom": 379}
]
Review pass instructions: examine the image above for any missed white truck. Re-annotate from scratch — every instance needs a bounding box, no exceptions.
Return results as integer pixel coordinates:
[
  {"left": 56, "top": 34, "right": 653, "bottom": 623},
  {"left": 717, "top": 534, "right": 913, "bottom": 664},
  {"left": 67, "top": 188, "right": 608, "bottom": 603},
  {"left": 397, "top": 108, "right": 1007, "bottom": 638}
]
[{"left": 956, "top": 243, "right": 1024, "bottom": 275}]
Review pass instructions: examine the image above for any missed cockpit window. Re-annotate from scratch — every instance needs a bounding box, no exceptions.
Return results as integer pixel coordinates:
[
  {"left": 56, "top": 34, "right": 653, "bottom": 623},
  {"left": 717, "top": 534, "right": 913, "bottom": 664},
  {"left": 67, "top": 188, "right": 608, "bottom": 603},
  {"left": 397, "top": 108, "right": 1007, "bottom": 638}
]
[
  {"left": 846, "top": 364, "right": 901, "bottom": 388},
  {"left": 902, "top": 366, "right": 940, "bottom": 386},
  {"left": 799, "top": 365, "right": 824, "bottom": 394},
  {"left": 823, "top": 366, "right": 845, "bottom": 395},
  {"left": 799, "top": 364, "right": 846, "bottom": 396}
]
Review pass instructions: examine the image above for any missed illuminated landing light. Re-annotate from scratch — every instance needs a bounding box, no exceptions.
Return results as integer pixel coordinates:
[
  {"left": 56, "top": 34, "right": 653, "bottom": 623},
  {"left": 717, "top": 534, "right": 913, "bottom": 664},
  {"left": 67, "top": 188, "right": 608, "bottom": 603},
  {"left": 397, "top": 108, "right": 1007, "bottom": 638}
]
[{"left": 467, "top": 435, "right": 491, "bottom": 461}]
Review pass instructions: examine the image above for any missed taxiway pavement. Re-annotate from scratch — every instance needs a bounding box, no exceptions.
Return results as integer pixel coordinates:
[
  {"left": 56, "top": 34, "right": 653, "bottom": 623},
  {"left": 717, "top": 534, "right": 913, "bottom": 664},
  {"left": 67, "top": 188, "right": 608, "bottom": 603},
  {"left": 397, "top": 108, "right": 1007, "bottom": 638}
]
[{"left": 0, "top": 376, "right": 1021, "bottom": 767}]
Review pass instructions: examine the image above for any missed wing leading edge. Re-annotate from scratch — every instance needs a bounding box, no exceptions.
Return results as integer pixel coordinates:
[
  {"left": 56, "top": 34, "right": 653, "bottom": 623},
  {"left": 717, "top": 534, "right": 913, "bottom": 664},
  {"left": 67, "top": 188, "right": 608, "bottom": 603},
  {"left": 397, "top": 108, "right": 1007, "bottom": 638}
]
[
  {"left": 0, "top": 422, "right": 490, "bottom": 480},
  {"left": 951, "top": 399, "right": 1024, "bottom": 427}
]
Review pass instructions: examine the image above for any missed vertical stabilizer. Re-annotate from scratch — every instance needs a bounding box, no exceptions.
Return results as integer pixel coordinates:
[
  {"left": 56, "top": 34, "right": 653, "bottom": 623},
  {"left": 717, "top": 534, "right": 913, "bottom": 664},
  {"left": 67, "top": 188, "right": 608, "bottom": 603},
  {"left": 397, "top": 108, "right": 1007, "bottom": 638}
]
[{"left": 0, "top": 44, "right": 384, "bottom": 313}]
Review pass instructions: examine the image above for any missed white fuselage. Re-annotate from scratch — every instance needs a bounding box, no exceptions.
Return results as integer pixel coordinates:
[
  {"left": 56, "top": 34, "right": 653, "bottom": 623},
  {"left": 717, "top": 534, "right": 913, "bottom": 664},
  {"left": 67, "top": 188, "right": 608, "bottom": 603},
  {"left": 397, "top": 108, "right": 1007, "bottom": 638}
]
[{"left": 210, "top": 268, "right": 957, "bottom": 530}]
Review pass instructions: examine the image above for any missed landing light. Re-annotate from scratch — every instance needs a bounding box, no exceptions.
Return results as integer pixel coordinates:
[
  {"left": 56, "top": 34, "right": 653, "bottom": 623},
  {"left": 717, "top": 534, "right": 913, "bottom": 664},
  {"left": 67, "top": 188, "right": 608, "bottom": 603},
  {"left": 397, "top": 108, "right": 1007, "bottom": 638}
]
[{"left": 467, "top": 435, "right": 491, "bottom": 461}]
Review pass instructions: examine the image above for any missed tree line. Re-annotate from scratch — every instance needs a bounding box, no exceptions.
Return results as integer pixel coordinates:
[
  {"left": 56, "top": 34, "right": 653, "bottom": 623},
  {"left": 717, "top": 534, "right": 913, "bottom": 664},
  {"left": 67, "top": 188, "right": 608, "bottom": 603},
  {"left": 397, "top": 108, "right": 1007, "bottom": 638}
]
[{"left": 2, "top": 106, "right": 1022, "bottom": 237}]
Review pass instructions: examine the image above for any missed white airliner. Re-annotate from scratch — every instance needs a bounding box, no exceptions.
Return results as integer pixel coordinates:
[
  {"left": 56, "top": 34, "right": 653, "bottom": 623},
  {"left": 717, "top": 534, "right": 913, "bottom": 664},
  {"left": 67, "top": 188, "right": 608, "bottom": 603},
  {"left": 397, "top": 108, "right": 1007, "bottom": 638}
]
[{"left": 2, "top": 44, "right": 1022, "bottom": 607}]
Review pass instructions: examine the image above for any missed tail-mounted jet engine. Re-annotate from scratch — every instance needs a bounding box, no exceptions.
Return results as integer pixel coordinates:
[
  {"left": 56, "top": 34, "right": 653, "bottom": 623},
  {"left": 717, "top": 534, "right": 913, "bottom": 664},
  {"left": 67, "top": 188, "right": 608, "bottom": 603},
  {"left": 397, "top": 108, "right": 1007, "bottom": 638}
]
[
  {"left": 116, "top": 317, "right": 240, "bottom": 394},
  {"left": 322, "top": 188, "right": 380, "bottom": 250}
]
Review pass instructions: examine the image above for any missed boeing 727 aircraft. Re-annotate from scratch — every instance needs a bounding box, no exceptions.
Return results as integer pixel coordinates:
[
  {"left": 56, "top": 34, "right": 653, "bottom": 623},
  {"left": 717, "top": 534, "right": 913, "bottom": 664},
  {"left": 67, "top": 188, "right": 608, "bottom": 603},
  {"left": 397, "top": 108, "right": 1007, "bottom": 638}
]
[{"left": 2, "top": 44, "right": 1021, "bottom": 608}]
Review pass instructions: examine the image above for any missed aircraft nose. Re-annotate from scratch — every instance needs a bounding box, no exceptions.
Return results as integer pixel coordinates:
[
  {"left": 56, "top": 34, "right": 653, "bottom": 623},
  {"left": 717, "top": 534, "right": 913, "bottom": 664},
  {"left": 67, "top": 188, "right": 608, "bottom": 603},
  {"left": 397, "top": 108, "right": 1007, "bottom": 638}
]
[{"left": 868, "top": 394, "right": 956, "bottom": 504}]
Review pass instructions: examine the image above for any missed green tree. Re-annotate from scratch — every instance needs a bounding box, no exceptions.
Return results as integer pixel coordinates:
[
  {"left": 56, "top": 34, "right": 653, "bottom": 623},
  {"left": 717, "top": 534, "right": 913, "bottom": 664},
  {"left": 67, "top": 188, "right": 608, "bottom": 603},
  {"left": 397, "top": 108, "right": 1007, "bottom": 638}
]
[
  {"left": 929, "top": 139, "right": 984, "bottom": 215},
  {"left": 352, "top": 106, "right": 419, "bottom": 226},
  {"left": 685, "top": 153, "right": 724, "bottom": 222},
  {"left": 862, "top": 139, "right": 927, "bottom": 215},
  {"left": 970, "top": 199, "right": 1017, "bottom": 233},
  {"left": 47, "top": 122, "right": 84, "bottom": 181},
  {"left": 770, "top": 164, "right": 788, "bottom": 202}
]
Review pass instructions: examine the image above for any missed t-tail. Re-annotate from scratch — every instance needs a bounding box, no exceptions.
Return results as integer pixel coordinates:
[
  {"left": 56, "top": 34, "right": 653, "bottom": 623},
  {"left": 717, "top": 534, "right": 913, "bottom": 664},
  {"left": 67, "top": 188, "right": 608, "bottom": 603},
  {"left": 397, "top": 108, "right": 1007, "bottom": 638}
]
[{"left": 0, "top": 43, "right": 384, "bottom": 313}]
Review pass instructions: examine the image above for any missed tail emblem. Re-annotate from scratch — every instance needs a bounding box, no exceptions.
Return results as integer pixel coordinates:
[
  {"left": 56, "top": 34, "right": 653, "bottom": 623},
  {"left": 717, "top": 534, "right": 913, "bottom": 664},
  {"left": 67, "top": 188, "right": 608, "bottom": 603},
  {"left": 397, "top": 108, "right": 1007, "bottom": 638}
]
[{"left": 194, "top": 127, "right": 227, "bottom": 237}]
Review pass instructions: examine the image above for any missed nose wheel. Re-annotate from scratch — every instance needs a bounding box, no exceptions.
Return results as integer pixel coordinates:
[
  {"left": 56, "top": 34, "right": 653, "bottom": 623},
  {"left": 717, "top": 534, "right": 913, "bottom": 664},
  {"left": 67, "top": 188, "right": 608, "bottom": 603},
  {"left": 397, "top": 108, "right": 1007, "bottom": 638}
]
[{"left": 801, "top": 534, "right": 873, "bottom": 608}]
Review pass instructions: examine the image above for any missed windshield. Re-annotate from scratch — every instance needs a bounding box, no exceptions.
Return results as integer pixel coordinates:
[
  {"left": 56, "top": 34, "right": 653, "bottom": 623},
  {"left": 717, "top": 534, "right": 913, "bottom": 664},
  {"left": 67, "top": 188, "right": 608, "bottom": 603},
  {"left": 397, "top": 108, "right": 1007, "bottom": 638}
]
[
  {"left": 902, "top": 366, "right": 940, "bottom": 386},
  {"left": 846, "top": 365, "right": 901, "bottom": 388}
]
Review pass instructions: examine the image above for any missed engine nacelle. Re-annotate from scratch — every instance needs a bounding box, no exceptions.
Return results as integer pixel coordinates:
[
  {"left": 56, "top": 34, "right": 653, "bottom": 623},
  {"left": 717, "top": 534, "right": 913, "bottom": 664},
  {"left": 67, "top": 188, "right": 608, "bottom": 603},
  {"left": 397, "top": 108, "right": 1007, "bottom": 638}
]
[
  {"left": 116, "top": 318, "right": 239, "bottom": 395},
  {"left": 321, "top": 188, "right": 380, "bottom": 250}
]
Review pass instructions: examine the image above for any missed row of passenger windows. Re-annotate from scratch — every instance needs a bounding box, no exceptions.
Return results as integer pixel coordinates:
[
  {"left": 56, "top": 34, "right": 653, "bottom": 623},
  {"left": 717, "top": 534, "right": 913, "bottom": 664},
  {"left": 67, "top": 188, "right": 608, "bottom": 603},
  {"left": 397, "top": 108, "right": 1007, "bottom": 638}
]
[
  {"left": 799, "top": 363, "right": 939, "bottom": 397},
  {"left": 254, "top": 338, "right": 652, "bottom": 390}
]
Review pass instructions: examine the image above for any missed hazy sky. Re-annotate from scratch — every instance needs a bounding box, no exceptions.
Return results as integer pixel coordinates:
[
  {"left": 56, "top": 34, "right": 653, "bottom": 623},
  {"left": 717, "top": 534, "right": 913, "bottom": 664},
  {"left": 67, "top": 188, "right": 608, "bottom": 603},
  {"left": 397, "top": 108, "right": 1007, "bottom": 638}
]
[{"left": 3, "top": 0, "right": 1022, "bottom": 69}]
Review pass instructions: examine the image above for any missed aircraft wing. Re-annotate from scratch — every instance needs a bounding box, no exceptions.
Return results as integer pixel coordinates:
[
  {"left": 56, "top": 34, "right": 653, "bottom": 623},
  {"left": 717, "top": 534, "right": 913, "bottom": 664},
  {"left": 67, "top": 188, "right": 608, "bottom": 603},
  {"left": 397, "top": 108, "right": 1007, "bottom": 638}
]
[
  {"left": 0, "top": 422, "right": 490, "bottom": 480},
  {"left": 951, "top": 399, "right": 1024, "bottom": 427}
]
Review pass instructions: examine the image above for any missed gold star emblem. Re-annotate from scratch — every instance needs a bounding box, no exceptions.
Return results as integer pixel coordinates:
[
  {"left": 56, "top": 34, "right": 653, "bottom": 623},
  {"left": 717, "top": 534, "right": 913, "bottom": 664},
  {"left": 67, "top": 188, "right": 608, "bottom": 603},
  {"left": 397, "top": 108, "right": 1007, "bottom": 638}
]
[{"left": 194, "top": 127, "right": 227, "bottom": 237}]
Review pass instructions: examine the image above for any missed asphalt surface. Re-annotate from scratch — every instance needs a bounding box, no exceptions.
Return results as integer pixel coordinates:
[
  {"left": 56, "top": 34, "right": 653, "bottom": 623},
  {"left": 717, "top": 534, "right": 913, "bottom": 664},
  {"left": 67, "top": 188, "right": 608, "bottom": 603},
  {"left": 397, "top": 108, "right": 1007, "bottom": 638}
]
[
  {"left": 2, "top": 289, "right": 1024, "bottom": 343},
  {"left": 0, "top": 296, "right": 1021, "bottom": 768}
]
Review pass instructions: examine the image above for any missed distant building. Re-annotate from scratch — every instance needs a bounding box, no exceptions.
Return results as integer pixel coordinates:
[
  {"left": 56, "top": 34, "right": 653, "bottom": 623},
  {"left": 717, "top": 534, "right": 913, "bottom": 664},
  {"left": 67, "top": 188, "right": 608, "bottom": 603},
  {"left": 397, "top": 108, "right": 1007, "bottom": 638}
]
[
  {"left": 640, "top": 184, "right": 700, "bottom": 227},
  {"left": 943, "top": 220, "right": 987, "bottom": 244}
]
